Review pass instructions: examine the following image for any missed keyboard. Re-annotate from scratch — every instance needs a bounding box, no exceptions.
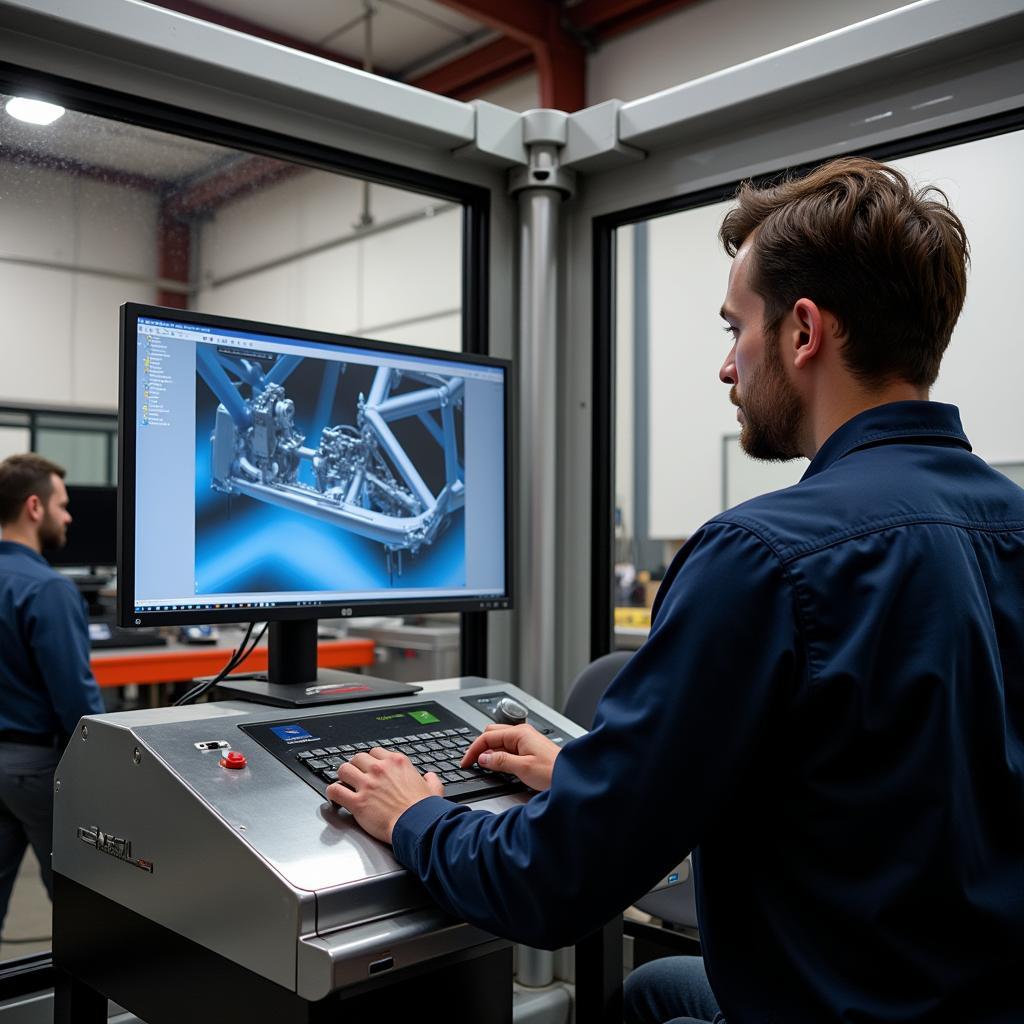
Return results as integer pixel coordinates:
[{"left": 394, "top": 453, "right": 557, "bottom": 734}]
[
  {"left": 295, "top": 727, "right": 522, "bottom": 802},
  {"left": 241, "top": 701, "right": 526, "bottom": 804}
]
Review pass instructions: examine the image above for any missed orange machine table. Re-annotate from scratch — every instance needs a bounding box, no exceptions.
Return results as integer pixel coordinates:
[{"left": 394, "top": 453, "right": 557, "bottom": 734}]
[{"left": 90, "top": 638, "right": 375, "bottom": 688}]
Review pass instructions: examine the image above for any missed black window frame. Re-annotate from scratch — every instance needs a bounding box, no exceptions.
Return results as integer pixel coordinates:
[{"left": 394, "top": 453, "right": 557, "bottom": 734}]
[
  {"left": 591, "top": 104, "right": 1024, "bottom": 660},
  {"left": 0, "top": 58, "right": 494, "bottom": 996}
]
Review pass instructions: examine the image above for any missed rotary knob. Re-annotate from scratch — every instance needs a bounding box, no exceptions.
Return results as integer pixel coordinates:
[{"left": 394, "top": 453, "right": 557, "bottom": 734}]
[{"left": 494, "top": 697, "right": 528, "bottom": 726}]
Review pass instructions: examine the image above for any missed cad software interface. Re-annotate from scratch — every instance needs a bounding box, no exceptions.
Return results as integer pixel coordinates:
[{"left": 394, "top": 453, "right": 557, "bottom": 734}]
[{"left": 131, "top": 315, "right": 507, "bottom": 614}]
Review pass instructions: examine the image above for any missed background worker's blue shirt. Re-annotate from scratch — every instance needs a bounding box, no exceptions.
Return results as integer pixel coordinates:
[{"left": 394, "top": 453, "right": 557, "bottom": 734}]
[
  {"left": 0, "top": 541, "right": 105, "bottom": 737},
  {"left": 392, "top": 401, "right": 1024, "bottom": 1023}
]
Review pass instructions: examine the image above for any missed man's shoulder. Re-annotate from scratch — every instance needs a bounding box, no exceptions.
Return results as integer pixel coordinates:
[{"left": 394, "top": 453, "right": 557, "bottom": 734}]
[
  {"left": 712, "top": 477, "right": 823, "bottom": 560},
  {"left": 0, "top": 550, "right": 76, "bottom": 599}
]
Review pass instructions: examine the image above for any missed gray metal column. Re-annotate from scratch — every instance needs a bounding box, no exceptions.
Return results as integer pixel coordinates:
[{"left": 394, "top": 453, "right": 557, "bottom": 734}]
[
  {"left": 509, "top": 111, "right": 576, "bottom": 713},
  {"left": 508, "top": 111, "right": 575, "bottom": 991}
]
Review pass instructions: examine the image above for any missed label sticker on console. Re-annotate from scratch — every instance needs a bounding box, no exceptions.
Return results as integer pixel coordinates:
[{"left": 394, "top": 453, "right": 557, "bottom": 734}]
[
  {"left": 270, "top": 724, "right": 315, "bottom": 742},
  {"left": 78, "top": 825, "right": 154, "bottom": 873},
  {"left": 407, "top": 710, "right": 441, "bottom": 725}
]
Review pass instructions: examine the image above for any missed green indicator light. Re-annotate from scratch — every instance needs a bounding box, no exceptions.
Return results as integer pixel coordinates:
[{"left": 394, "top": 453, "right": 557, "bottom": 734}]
[{"left": 408, "top": 710, "right": 441, "bottom": 725}]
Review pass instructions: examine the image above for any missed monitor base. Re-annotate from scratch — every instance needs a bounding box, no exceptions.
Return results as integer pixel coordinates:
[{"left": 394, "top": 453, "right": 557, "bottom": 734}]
[{"left": 214, "top": 669, "right": 421, "bottom": 708}]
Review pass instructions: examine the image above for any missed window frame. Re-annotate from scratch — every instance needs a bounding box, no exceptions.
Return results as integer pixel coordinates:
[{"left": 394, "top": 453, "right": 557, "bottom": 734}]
[
  {"left": 590, "top": 104, "right": 1024, "bottom": 660},
  {"left": 0, "top": 59, "right": 494, "bottom": 998}
]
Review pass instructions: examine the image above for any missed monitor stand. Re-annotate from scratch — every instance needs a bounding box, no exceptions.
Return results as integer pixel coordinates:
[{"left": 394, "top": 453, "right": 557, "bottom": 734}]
[{"left": 215, "top": 618, "right": 421, "bottom": 708}]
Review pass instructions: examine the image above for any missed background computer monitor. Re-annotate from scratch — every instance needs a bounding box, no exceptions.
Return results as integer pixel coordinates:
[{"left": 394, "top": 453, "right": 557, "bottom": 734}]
[
  {"left": 117, "top": 303, "right": 511, "bottom": 692},
  {"left": 46, "top": 484, "right": 117, "bottom": 569}
]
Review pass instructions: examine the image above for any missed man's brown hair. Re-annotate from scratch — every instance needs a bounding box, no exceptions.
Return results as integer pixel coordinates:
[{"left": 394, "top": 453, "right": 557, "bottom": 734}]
[
  {"left": 0, "top": 453, "right": 66, "bottom": 526},
  {"left": 719, "top": 156, "right": 970, "bottom": 387}
]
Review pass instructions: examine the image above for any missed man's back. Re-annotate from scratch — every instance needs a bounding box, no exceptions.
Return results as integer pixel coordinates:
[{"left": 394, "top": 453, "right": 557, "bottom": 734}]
[
  {"left": 700, "top": 401, "right": 1024, "bottom": 1022},
  {"left": 0, "top": 540, "right": 103, "bottom": 737}
]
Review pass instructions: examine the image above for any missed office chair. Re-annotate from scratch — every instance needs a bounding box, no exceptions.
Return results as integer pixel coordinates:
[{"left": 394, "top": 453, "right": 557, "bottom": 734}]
[{"left": 563, "top": 650, "right": 698, "bottom": 931}]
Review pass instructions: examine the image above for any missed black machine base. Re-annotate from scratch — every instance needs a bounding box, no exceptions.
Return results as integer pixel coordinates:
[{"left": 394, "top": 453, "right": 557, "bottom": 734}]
[
  {"left": 53, "top": 873, "right": 512, "bottom": 1024},
  {"left": 214, "top": 668, "right": 421, "bottom": 707}
]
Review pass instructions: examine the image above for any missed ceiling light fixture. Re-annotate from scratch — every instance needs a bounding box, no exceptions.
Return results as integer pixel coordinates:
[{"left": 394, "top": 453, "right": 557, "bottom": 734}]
[{"left": 5, "top": 97, "right": 65, "bottom": 125}]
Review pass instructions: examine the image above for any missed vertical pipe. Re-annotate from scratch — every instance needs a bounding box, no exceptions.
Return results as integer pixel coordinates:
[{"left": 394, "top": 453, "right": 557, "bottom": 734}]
[
  {"left": 514, "top": 186, "right": 560, "bottom": 992},
  {"left": 517, "top": 187, "right": 559, "bottom": 711}
]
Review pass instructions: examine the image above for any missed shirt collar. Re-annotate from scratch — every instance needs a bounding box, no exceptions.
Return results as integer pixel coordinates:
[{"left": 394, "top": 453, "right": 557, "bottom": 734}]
[
  {"left": 0, "top": 540, "right": 49, "bottom": 566},
  {"left": 802, "top": 401, "right": 971, "bottom": 481}
]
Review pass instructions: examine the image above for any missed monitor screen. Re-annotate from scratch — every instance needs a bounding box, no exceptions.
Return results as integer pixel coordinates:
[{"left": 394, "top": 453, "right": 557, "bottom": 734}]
[
  {"left": 46, "top": 484, "right": 117, "bottom": 568},
  {"left": 118, "top": 304, "right": 511, "bottom": 627}
]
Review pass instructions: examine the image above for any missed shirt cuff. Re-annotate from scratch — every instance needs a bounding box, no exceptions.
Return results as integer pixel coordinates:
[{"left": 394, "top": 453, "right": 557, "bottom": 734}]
[{"left": 392, "top": 795, "right": 460, "bottom": 867}]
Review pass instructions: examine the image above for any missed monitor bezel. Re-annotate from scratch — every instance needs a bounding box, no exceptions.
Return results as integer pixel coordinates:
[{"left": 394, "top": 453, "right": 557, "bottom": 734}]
[{"left": 117, "top": 302, "right": 513, "bottom": 628}]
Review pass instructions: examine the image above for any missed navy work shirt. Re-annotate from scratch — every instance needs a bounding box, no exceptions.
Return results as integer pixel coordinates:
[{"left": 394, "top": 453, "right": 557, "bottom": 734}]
[
  {"left": 0, "top": 540, "right": 104, "bottom": 737},
  {"left": 392, "top": 402, "right": 1024, "bottom": 1023}
]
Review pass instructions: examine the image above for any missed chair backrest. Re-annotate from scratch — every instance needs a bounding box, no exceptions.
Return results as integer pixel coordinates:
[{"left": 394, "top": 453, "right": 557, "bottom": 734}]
[
  {"left": 563, "top": 649, "right": 700, "bottom": 930},
  {"left": 563, "top": 650, "right": 633, "bottom": 728}
]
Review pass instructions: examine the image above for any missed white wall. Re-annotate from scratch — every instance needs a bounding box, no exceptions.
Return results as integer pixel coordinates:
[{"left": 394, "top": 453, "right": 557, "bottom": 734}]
[
  {"left": 195, "top": 171, "right": 463, "bottom": 351},
  {"left": 0, "top": 163, "right": 158, "bottom": 408},
  {"left": 637, "top": 128, "right": 1024, "bottom": 540}
]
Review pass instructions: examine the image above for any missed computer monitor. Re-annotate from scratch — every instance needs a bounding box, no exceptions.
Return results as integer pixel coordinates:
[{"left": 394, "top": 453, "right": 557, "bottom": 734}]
[
  {"left": 118, "top": 303, "right": 511, "bottom": 701},
  {"left": 46, "top": 484, "right": 117, "bottom": 569}
]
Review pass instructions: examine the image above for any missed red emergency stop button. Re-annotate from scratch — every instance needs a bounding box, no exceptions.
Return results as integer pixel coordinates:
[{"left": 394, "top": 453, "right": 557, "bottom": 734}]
[{"left": 220, "top": 750, "right": 247, "bottom": 770}]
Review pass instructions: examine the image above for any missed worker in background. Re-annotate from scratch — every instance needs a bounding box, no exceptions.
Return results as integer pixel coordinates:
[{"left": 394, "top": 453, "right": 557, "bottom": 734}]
[
  {"left": 324, "top": 158, "right": 1024, "bottom": 1022},
  {"left": 0, "top": 454, "right": 105, "bottom": 934}
]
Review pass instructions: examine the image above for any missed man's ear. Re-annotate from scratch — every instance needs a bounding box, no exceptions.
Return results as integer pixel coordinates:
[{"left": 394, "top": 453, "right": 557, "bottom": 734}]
[
  {"left": 792, "top": 298, "right": 824, "bottom": 369},
  {"left": 23, "top": 494, "right": 43, "bottom": 524}
]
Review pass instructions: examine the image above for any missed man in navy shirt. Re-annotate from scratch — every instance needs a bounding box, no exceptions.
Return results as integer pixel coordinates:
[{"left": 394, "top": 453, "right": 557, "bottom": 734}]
[
  {"left": 0, "top": 454, "right": 105, "bottom": 934},
  {"left": 325, "top": 158, "right": 1024, "bottom": 1022}
]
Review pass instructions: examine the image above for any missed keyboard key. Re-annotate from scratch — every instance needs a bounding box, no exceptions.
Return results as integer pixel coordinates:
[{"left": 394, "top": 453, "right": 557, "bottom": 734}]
[
  {"left": 307, "top": 759, "right": 328, "bottom": 770},
  {"left": 441, "top": 772, "right": 461, "bottom": 784},
  {"left": 320, "top": 770, "right": 337, "bottom": 783},
  {"left": 325, "top": 746, "right": 341, "bottom": 754},
  {"left": 339, "top": 744, "right": 355, "bottom": 753},
  {"left": 309, "top": 749, "right": 327, "bottom": 757},
  {"left": 443, "top": 729, "right": 458, "bottom": 736},
  {"left": 420, "top": 763, "right": 441, "bottom": 774},
  {"left": 296, "top": 751, "right": 314, "bottom": 760}
]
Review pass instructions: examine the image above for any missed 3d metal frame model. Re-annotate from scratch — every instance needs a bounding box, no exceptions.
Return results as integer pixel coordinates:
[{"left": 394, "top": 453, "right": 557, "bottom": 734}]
[{"left": 197, "top": 346, "right": 465, "bottom": 579}]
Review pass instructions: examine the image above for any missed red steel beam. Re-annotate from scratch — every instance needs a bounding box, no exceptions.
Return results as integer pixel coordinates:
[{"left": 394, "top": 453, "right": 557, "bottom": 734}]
[
  {"left": 157, "top": 208, "right": 191, "bottom": 308},
  {"left": 432, "top": 0, "right": 586, "bottom": 110},
  {"left": 163, "top": 155, "right": 305, "bottom": 220},
  {"left": 0, "top": 148, "right": 163, "bottom": 192},
  {"left": 424, "top": 1, "right": 548, "bottom": 47},
  {"left": 410, "top": 37, "right": 531, "bottom": 99},
  {"left": 571, "top": 0, "right": 703, "bottom": 39}
]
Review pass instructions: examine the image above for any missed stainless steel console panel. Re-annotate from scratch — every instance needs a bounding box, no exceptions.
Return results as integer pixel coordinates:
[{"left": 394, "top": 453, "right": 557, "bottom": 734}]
[{"left": 53, "top": 680, "right": 584, "bottom": 1001}]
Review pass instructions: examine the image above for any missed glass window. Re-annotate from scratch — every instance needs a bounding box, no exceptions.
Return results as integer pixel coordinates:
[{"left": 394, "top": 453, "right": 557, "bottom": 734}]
[
  {"left": 611, "top": 127, "right": 1024, "bottom": 651},
  {"left": 0, "top": 84, "right": 476, "bottom": 967}
]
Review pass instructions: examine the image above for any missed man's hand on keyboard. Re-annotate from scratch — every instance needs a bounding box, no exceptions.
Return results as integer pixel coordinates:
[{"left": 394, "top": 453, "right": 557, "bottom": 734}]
[
  {"left": 327, "top": 749, "right": 443, "bottom": 843},
  {"left": 460, "top": 723, "right": 561, "bottom": 792}
]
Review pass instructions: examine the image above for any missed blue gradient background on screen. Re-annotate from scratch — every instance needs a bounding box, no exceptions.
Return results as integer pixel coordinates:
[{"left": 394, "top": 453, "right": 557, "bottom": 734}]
[{"left": 193, "top": 356, "right": 467, "bottom": 596}]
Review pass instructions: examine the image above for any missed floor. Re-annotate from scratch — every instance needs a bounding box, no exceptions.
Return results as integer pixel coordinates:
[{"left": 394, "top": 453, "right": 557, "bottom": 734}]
[{"left": 0, "top": 852, "right": 52, "bottom": 961}]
